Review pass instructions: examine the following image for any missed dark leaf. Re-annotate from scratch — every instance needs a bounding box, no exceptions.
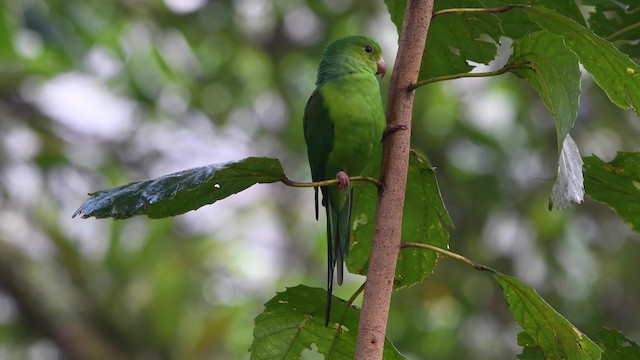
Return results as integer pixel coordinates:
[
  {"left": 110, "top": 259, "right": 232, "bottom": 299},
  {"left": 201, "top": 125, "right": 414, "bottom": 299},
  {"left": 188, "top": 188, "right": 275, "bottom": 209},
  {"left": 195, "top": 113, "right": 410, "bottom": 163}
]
[
  {"left": 599, "top": 327, "right": 640, "bottom": 360},
  {"left": 348, "top": 150, "right": 452, "bottom": 289},
  {"left": 583, "top": 152, "right": 640, "bottom": 233},
  {"left": 250, "top": 285, "right": 404, "bottom": 360},
  {"left": 74, "top": 157, "right": 286, "bottom": 220}
]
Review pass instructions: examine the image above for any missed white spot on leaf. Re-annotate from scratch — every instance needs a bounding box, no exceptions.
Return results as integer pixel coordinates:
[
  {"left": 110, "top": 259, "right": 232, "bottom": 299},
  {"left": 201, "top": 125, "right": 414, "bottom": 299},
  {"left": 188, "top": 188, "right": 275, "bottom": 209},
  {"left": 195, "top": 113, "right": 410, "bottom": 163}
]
[{"left": 352, "top": 213, "right": 369, "bottom": 231}]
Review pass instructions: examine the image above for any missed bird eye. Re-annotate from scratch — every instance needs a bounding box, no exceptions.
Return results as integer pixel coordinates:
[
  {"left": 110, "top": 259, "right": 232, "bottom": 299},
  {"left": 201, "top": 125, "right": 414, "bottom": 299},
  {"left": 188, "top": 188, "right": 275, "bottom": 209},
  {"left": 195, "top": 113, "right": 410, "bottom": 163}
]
[{"left": 363, "top": 45, "right": 373, "bottom": 53}]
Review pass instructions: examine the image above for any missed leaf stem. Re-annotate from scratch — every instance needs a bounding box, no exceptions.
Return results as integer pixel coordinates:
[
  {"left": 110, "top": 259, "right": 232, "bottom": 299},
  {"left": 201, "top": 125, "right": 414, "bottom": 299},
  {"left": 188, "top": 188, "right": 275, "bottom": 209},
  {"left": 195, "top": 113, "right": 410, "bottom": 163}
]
[
  {"left": 605, "top": 22, "right": 640, "bottom": 42},
  {"left": 281, "top": 176, "right": 383, "bottom": 190},
  {"left": 400, "top": 242, "right": 496, "bottom": 273},
  {"left": 346, "top": 282, "right": 366, "bottom": 307},
  {"left": 408, "top": 62, "right": 533, "bottom": 90},
  {"left": 432, "top": 4, "right": 529, "bottom": 18}
]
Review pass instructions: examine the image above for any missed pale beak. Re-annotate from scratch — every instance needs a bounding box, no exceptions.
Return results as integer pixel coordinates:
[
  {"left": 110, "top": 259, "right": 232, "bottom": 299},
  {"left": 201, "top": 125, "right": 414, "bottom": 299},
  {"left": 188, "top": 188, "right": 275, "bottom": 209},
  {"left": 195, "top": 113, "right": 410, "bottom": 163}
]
[{"left": 376, "top": 58, "right": 386, "bottom": 78}]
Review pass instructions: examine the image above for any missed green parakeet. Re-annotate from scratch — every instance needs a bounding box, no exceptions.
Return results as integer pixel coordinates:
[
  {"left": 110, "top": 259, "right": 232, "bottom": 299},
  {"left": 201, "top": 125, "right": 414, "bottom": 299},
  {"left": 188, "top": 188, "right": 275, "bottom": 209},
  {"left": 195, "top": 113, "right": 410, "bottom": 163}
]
[{"left": 303, "top": 36, "right": 386, "bottom": 325}]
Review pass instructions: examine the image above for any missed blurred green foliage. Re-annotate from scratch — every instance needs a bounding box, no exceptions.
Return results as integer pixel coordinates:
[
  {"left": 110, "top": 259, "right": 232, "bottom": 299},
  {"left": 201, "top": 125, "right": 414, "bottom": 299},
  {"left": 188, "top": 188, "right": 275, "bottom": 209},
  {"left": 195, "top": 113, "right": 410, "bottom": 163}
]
[{"left": 1, "top": 0, "right": 639, "bottom": 359}]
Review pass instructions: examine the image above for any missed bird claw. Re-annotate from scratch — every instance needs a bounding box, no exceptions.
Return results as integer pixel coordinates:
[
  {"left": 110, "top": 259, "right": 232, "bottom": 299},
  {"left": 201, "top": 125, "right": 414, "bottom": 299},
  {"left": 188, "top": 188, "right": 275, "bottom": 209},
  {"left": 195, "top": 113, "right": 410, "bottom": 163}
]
[{"left": 336, "top": 171, "right": 350, "bottom": 189}]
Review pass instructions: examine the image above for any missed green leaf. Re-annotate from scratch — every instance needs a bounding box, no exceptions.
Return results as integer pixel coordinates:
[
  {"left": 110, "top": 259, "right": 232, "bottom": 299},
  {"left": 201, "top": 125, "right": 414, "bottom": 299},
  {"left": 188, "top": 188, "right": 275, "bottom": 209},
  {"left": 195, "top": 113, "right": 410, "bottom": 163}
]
[
  {"left": 524, "top": 5, "right": 640, "bottom": 116},
  {"left": 383, "top": 0, "right": 405, "bottom": 35},
  {"left": 510, "top": 31, "right": 580, "bottom": 145},
  {"left": 509, "top": 31, "right": 584, "bottom": 209},
  {"left": 517, "top": 331, "right": 545, "bottom": 360},
  {"left": 583, "top": 0, "right": 640, "bottom": 61},
  {"left": 421, "top": 0, "right": 503, "bottom": 80},
  {"left": 73, "top": 157, "right": 286, "bottom": 220},
  {"left": 495, "top": 0, "right": 586, "bottom": 39},
  {"left": 583, "top": 152, "right": 640, "bottom": 233},
  {"left": 250, "top": 285, "right": 404, "bottom": 360},
  {"left": 348, "top": 150, "right": 452, "bottom": 289},
  {"left": 384, "top": 0, "right": 585, "bottom": 81},
  {"left": 583, "top": 0, "right": 640, "bottom": 44},
  {"left": 599, "top": 327, "right": 640, "bottom": 360},
  {"left": 494, "top": 272, "right": 603, "bottom": 360}
]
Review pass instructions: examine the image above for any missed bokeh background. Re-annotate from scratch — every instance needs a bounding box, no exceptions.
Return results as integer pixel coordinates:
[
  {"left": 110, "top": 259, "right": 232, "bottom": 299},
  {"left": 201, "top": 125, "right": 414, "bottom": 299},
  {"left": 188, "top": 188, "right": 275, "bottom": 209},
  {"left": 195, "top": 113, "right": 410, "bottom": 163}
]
[{"left": 1, "top": 0, "right": 639, "bottom": 359}]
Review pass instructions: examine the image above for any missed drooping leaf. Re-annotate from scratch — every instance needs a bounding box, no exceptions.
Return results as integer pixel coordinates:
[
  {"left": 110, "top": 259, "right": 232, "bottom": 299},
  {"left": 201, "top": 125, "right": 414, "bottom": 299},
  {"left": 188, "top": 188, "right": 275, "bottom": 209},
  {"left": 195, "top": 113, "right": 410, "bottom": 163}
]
[
  {"left": 549, "top": 135, "right": 584, "bottom": 209},
  {"left": 583, "top": 152, "right": 640, "bottom": 233},
  {"left": 510, "top": 30, "right": 580, "bottom": 145},
  {"left": 508, "top": 30, "right": 584, "bottom": 209},
  {"left": 524, "top": 5, "right": 640, "bottom": 116},
  {"left": 599, "top": 327, "right": 640, "bottom": 360},
  {"left": 73, "top": 157, "right": 286, "bottom": 220},
  {"left": 348, "top": 150, "right": 452, "bottom": 289},
  {"left": 250, "top": 285, "right": 405, "bottom": 360},
  {"left": 494, "top": 272, "right": 603, "bottom": 360}
]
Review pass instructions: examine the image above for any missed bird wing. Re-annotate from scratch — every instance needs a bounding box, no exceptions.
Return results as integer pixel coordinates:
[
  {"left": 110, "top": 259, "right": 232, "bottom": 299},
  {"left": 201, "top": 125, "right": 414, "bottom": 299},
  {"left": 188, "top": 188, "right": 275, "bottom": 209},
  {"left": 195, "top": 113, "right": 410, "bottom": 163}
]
[{"left": 303, "top": 88, "right": 334, "bottom": 220}]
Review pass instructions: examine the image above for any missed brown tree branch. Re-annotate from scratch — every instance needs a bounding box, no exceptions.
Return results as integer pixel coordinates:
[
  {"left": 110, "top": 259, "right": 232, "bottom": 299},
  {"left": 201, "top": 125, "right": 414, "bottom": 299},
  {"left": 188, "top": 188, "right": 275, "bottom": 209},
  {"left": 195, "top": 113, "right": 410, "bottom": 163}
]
[{"left": 354, "top": 0, "right": 434, "bottom": 358}]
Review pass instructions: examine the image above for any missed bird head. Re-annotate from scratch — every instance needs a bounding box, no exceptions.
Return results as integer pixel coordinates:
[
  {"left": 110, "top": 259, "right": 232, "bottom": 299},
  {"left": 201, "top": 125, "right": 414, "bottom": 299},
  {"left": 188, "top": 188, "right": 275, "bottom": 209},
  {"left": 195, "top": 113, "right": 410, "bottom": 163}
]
[{"left": 317, "top": 36, "right": 386, "bottom": 83}]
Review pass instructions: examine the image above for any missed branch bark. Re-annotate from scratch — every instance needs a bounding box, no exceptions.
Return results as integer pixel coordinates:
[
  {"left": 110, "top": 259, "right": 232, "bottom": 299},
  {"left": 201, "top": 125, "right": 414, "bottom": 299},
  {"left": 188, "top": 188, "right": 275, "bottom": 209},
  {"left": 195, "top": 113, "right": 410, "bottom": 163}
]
[{"left": 354, "top": 0, "right": 434, "bottom": 358}]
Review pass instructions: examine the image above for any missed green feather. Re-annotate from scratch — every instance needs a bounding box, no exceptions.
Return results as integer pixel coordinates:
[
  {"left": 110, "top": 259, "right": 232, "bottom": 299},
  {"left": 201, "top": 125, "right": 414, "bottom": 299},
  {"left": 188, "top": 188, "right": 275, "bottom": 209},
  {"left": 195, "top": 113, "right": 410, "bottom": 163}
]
[{"left": 303, "top": 36, "right": 386, "bottom": 326}]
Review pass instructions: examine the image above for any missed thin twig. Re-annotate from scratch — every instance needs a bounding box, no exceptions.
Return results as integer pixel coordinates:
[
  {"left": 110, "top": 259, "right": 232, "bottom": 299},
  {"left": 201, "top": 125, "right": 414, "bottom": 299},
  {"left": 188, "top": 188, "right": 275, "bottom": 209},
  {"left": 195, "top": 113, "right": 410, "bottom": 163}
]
[
  {"left": 347, "top": 282, "right": 366, "bottom": 307},
  {"left": 400, "top": 242, "right": 496, "bottom": 273},
  {"left": 408, "top": 62, "right": 533, "bottom": 91},
  {"left": 605, "top": 22, "right": 640, "bottom": 42},
  {"left": 281, "top": 176, "right": 383, "bottom": 190},
  {"left": 432, "top": 4, "right": 529, "bottom": 18}
]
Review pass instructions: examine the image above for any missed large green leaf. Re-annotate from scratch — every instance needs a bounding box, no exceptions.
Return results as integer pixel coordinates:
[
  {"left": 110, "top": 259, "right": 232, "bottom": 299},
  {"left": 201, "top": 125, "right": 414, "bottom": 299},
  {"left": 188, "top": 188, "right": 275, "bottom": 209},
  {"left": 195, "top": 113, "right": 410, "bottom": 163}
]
[
  {"left": 73, "top": 157, "right": 286, "bottom": 219},
  {"left": 524, "top": 5, "right": 640, "bottom": 116},
  {"left": 494, "top": 273, "right": 603, "bottom": 359},
  {"left": 250, "top": 285, "right": 404, "bottom": 360},
  {"left": 384, "top": 0, "right": 585, "bottom": 81},
  {"left": 599, "top": 327, "right": 640, "bottom": 360},
  {"left": 347, "top": 150, "right": 452, "bottom": 289},
  {"left": 509, "top": 31, "right": 584, "bottom": 209},
  {"left": 583, "top": 152, "right": 640, "bottom": 233}
]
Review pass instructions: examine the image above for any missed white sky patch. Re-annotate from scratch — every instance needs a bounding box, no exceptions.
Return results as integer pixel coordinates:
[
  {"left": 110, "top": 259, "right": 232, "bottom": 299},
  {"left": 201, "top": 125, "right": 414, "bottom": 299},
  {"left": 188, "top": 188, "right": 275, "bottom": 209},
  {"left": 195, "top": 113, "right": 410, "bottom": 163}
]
[
  {"left": 84, "top": 46, "right": 123, "bottom": 79},
  {"left": 33, "top": 72, "right": 136, "bottom": 140},
  {"left": 463, "top": 89, "right": 516, "bottom": 140},
  {"left": 234, "top": 0, "right": 275, "bottom": 37},
  {"left": 2, "top": 125, "right": 41, "bottom": 161},
  {"left": 284, "top": 6, "right": 324, "bottom": 45},
  {"left": 163, "top": 0, "right": 206, "bottom": 14},
  {"left": 367, "top": 11, "right": 399, "bottom": 71}
]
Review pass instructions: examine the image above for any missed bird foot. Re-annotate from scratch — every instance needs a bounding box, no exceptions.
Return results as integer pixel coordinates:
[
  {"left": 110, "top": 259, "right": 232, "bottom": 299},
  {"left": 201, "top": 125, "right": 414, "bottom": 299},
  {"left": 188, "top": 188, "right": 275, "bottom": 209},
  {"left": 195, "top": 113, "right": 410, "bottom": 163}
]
[
  {"left": 382, "top": 124, "right": 408, "bottom": 142},
  {"left": 336, "top": 171, "right": 350, "bottom": 189}
]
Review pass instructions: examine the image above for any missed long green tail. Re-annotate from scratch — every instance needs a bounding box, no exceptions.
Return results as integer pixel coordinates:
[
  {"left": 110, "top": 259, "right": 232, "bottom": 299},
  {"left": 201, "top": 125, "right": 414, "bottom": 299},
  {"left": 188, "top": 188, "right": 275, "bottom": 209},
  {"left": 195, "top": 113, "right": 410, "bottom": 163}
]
[{"left": 323, "top": 187, "right": 353, "bottom": 326}]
